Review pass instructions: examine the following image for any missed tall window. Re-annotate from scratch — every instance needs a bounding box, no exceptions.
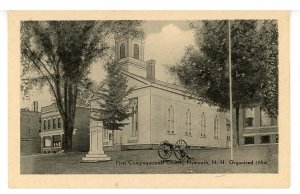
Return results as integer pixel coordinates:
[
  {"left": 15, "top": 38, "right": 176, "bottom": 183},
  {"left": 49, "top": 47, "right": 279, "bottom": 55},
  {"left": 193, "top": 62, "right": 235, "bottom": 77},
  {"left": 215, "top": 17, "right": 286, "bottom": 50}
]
[
  {"left": 185, "top": 109, "right": 191, "bottom": 136},
  {"left": 48, "top": 119, "right": 51, "bottom": 130},
  {"left": 120, "top": 43, "right": 125, "bottom": 59},
  {"left": 244, "top": 108, "right": 254, "bottom": 127},
  {"left": 200, "top": 112, "right": 206, "bottom": 137},
  {"left": 53, "top": 118, "right": 56, "bottom": 129},
  {"left": 214, "top": 116, "right": 219, "bottom": 139},
  {"left": 167, "top": 105, "right": 175, "bottom": 134},
  {"left": 44, "top": 120, "right": 47, "bottom": 130},
  {"left": 58, "top": 117, "right": 62, "bottom": 128},
  {"left": 131, "top": 98, "right": 138, "bottom": 137},
  {"left": 133, "top": 44, "right": 139, "bottom": 60}
]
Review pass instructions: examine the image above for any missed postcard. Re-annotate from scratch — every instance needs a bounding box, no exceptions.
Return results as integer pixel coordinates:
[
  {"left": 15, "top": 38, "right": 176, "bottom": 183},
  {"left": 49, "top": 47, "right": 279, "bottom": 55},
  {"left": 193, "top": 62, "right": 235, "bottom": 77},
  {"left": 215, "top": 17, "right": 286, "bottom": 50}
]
[{"left": 8, "top": 10, "right": 290, "bottom": 188}]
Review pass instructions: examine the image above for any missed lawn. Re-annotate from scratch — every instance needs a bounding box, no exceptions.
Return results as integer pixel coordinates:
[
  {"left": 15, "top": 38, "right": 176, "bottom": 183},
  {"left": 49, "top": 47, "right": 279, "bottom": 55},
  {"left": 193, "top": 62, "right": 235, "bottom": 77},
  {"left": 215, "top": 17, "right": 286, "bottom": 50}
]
[{"left": 21, "top": 144, "right": 278, "bottom": 174}]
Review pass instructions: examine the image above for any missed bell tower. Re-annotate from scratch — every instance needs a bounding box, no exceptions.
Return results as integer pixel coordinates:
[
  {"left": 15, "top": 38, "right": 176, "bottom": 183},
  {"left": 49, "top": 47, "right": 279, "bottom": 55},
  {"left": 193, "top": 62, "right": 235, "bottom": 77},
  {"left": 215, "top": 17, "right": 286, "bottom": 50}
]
[{"left": 115, "top": 35, "right": 146, "bottom": 77}]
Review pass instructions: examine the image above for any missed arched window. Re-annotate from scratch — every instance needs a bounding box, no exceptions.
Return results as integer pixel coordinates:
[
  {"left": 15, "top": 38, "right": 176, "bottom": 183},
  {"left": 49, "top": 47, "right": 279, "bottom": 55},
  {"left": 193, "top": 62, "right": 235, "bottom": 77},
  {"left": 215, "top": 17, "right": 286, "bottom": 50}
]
[
  {"left": 133, "top": 44, "right": 139, "bottom": 60},
  {"left": 185, "top": 109, "right": 191, "bottom": 136},
  {"left": 214, "top": 115, "right": 219, "bottom": 139},
  {"left": 167, "top": 105, "right": 175, "bottom": 134},
  {"left": 201, "top": 112, "right": 206, "bottom": 137},
  {"left": 120, "top": 43, "right": 125, "bottom": 59},
  {"left": 131, "top": 98, "right": 138, "bottom": 137}
]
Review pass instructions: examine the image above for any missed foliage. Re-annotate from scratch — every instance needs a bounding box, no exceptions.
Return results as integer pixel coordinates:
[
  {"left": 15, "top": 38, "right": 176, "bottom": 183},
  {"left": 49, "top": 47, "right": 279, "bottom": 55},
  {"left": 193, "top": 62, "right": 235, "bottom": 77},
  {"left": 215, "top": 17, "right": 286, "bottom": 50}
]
[
  {"left": 258, "top": 20, "right": 279, "bottom": 117},
  {"left": 170, "top": 20, "right": 278, "bottom": 145},
  {"left": 21, "top": 20, "right": 144, "bottom": 151},
  {"left": 96, "top": 61, "right": 133, "bottom": 130},
  {"left": 170, "top": 20, "right": 278, "bottom": 115},
  {"left": 95, "top": 61, "right": 134, "bottom": 148}
]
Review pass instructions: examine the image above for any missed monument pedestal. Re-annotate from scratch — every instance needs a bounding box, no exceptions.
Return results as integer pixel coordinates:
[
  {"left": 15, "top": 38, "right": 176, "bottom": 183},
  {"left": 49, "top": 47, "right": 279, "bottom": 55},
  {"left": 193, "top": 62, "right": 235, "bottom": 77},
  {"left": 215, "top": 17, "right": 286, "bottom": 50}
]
[
  {"left": 82, "top": 121, "right": 111, "bottom": 163},
  {"left": 82, "top": 153, "right": 111, "bottom": 162}
]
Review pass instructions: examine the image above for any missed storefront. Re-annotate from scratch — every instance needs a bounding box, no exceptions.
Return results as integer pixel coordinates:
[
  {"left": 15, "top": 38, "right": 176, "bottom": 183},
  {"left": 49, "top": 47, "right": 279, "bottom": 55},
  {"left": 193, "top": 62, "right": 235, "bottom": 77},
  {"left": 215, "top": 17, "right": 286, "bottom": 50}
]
[{"left": 40, "top": 130, "right": 63, "bottom": 154}]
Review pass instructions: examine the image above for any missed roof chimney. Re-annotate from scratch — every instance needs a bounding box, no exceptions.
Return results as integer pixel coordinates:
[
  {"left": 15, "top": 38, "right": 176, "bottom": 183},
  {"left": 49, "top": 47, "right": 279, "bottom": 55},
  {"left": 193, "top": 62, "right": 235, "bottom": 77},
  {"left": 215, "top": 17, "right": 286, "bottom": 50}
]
[
  {"left": 33, "top": 101, "right": 38, "bottom": 112},
  {"left": 146, "top": 59, "right": 156, "bottom": 82}
]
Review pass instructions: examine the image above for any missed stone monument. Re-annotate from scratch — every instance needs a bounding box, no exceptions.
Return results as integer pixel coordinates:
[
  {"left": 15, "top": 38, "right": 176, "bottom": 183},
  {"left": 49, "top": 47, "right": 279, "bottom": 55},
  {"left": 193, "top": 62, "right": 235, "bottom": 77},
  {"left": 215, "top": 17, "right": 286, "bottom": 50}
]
[{"left": 82, "top": 119, "right": 111, "bottom": 162}]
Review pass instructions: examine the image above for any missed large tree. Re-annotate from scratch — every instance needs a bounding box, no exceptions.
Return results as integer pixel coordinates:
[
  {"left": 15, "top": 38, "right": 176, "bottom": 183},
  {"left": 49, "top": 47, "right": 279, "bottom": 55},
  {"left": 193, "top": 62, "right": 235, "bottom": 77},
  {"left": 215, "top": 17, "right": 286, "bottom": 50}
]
[
  {"left": 21, "top": 20, "right": 144, "bottom": 151},
  {"left": 170, "top": 20, "right": 278, "bottom": 146},
  {"left": 258, "top": 20, "right": 279, "bottom": 118},
  {"left": 95, "top": 61, "right": 133, "bottom": 150}
]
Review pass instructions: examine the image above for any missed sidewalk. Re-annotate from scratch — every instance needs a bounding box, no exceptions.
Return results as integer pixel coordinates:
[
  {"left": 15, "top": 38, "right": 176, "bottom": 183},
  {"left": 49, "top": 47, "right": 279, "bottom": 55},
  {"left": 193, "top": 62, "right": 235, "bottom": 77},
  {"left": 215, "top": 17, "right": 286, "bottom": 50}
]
[{"left": 21, "top": 144, "right": 278, "bottom": 174}]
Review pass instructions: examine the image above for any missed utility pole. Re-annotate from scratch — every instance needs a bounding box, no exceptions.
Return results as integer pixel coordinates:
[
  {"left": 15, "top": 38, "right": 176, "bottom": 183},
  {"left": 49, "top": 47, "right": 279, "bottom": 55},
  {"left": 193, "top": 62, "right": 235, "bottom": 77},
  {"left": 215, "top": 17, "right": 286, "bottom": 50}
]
[{"left": 228, "top": 20, "right": 234, "bottom": 160}]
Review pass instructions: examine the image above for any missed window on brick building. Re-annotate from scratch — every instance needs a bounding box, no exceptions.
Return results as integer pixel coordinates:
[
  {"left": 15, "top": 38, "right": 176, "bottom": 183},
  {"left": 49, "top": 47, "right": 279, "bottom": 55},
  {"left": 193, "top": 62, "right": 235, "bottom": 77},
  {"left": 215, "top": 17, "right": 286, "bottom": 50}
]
[
  {"left": 275, "top": 134, "right": 279, "bottom": 143},
  {"left": 244, "top": 136, "right": 254, "bottom": 144},
  {"left": 52, "top": 135, "right": 61, "bottom": 147},
  {"left": 53, "top": 118, "right": 56, "bottom": 129},
  {"left": 48, "top": 119, "right": 51, "bottom": 130},
  {"left": 134, "top": 44, "right": 139, "bottom": 60},
  {"left": 44, "top": 136, "right": 51, "bottom": 147},
  {"left": 244, "top": 108, "right": 254, "bottom": 127},
  {"left": 261, "top": 135, "right": 270, "bottom": 144},
  {"left": 120, "top": 43, "right": 125, "bottom": 59},
  {"left": 58, "top": 117, "right": 62, "bottom": 128}
]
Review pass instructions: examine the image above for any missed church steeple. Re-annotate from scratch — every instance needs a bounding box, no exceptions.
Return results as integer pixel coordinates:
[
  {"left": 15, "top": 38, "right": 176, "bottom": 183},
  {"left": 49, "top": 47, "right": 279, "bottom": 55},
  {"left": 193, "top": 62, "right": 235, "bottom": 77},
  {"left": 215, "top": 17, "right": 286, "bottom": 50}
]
[{"left": 115, "top": 35, "right": 146, "bottom": 77}]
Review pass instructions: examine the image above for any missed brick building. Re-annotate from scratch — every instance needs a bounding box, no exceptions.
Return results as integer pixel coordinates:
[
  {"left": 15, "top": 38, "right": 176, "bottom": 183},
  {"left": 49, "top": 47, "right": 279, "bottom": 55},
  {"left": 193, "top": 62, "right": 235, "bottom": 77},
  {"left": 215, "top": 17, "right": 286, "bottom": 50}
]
[
  {"left": 40, "top": 103, "right": 90, "bottom": 153},
  {"left": 20, "top": 101, "right": 41, "bottom": 155},
  {"left": 237, "top": 107, "right": 278, "bottom": 146}
]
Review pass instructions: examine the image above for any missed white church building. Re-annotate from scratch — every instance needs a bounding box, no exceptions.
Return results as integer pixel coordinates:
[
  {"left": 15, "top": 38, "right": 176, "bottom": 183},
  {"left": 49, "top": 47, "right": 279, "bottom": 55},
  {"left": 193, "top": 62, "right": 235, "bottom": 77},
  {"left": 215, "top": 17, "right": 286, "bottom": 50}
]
[{"left": 89, "top": 35, "right": 230, "bottom": 150}]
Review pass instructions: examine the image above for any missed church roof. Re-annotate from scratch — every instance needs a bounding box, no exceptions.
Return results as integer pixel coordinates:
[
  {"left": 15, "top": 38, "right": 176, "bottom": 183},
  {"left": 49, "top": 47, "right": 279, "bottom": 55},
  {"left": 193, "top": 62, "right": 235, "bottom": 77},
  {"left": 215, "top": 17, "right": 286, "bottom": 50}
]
[
  {"left": 122, "top": 71, "right": 186, "bottom": 92},
  {"left": 88, "top": 71, "right": 187, "bottom": 101},
  {"left": 154, "top": 79, "right": 186, "bottom": 92}
]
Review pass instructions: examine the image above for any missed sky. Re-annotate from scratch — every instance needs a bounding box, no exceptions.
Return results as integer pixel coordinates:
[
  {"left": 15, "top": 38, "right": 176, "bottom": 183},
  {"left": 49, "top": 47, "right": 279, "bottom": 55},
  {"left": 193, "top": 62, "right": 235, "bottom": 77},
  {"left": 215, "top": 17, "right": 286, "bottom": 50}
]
[{"left": 21, "top": 21, "right": 195, "bottom": 110}]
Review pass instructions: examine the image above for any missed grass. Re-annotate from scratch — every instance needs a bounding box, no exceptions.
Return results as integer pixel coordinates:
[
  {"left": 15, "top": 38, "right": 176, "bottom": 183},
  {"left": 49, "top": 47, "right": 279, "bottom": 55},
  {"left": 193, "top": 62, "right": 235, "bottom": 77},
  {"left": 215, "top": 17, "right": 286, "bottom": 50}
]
[{"left": 21, "top": 144, "right": 278, "bottom": 174}]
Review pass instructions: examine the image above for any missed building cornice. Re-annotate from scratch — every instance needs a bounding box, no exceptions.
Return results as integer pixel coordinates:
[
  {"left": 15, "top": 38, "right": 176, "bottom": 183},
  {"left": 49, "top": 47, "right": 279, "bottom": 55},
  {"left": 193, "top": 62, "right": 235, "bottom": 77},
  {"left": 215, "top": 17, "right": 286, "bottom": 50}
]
[{"left": 40, "top": 129, "right": 64, "bottom": 137}]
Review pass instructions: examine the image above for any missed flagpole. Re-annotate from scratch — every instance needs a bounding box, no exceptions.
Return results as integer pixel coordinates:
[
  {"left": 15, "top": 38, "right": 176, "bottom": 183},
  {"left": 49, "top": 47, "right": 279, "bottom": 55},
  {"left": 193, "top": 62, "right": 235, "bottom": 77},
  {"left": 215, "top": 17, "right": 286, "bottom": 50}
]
[{"left": 228, "top": 20, "right": 234, "bottom": 160}]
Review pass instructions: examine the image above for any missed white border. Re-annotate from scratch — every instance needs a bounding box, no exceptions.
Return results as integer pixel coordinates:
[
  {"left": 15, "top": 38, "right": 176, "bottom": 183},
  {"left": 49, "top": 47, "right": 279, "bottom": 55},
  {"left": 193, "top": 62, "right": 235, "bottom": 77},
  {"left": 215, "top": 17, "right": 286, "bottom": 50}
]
[
  {"left": 0, "top": 9, "right": 8, "bottom": 192},
  {"left": 1, "top": 9, "right": 300, "bottom": 193},
  {"left": 0, "top": 0, "right": 299, "bottom": 10},
  {"left": 290, "top": 10, "right": 300, "bottom": 193}
]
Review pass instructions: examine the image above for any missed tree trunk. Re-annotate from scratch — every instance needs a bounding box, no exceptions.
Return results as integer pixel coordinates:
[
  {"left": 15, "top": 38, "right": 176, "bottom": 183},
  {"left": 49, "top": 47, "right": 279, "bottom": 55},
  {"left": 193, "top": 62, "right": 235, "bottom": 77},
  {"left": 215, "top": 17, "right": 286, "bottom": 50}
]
[
  {"left": 235, "top": 105, "right": 240, "bottom": 147},
  {"left": 63, "top": 121, "right": 74, "bottom": 152},
  {"left": 60, "top": 79, "right": 76, "bottom": 152},
  {"left": 111, "top": 130, "right": 115, "bottom": 151}
]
